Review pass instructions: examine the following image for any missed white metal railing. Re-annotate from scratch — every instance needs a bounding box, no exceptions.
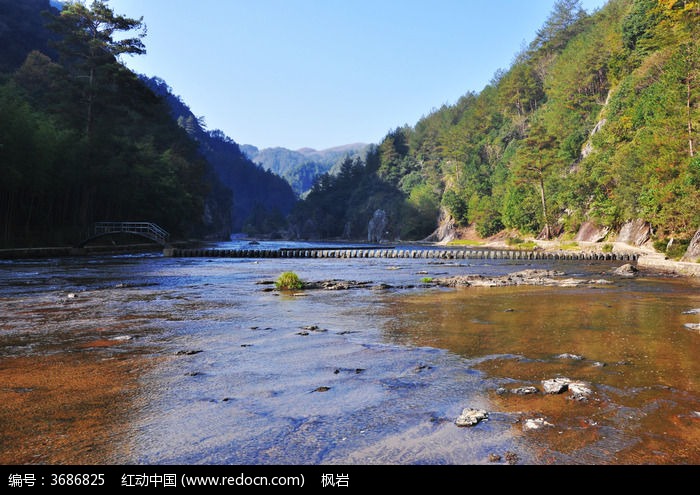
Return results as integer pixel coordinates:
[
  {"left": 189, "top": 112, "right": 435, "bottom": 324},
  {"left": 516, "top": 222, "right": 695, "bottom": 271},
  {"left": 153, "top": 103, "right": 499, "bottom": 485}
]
[{"left": 94, "top": 222, "right": 170, "bottom": 244}]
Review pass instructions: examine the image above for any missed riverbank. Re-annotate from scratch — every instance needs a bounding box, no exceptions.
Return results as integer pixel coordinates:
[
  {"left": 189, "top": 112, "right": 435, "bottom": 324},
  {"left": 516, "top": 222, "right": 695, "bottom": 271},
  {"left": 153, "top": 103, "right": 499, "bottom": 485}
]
[
  {"left": 0, "top": 244, "right": 162, "bottom": 259},
  {"left": 443, "top": 235, "right": 700, "bottom": 278}
]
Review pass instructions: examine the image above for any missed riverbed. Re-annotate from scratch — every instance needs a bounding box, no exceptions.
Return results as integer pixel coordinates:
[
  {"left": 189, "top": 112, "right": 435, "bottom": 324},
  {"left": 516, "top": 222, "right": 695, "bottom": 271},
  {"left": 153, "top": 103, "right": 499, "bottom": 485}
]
[{"left": 0, "top": 241, "right": 698, "bottom": 465}]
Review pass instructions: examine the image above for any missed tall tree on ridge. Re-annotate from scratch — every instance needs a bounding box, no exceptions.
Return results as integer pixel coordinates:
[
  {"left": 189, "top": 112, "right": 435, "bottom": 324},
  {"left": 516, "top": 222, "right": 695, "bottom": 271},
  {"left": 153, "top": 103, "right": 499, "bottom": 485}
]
[{"left": 45, "top": 0, "right": 146, "bottom": 140}]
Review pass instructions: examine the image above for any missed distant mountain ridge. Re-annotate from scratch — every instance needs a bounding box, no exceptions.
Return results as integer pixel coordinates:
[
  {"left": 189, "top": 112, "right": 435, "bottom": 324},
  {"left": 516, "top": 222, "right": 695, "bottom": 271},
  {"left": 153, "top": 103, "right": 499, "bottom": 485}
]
[
  {"left": 141, "top": 76, "right": 298, "bottom": 235},
  {"left": 242, "top": 143, "right": 371, "bottom": 196}
]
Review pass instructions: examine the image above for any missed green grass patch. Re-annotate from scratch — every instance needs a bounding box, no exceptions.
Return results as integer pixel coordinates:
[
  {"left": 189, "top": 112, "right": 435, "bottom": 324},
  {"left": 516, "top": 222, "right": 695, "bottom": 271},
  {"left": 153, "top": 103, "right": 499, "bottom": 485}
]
[
  {"left": 506, "top": 237, "right": 538, "bottom": 250},
  {"left": 559, "top": 241, "right": 580, "bottom": 251},
  {"left": 602, "top": 243, "right": 614, "bottom": 253},
  {"left": 420, "top": 277, "right": 434, "bottom": 284},
  {"left": 447, "top": 240, "right": 484, "bottom": 247},
  {"left": 275, "top": 271, "right": 304, "bottom": 290}
]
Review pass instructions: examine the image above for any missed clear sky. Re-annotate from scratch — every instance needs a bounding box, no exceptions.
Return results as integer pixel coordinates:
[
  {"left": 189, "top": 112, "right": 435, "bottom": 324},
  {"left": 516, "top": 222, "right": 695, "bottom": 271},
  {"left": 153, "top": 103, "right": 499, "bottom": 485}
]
[{"left": 105, "top": 0, "right": 610, "bottom": 151}]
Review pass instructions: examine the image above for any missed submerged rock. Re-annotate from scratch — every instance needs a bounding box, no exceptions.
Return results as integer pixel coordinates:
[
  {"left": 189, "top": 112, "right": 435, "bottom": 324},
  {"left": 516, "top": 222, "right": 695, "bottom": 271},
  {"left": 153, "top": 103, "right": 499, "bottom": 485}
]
[
  {"left": 455, "top": 408, "right": 489, "bottom": 427},
  {"left": 303, "top": 280, "right": 374, "bottom": 290},
  {"left": 511, "top": 386, "right": 539, "bottom": 395},
  {"left": 557, "top": 353, "right": 584, "bottom": 361}
]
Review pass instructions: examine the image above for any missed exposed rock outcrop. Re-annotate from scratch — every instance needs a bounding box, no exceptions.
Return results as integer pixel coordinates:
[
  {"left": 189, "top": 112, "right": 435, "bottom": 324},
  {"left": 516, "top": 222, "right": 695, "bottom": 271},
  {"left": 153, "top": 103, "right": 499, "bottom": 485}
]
[
  {"left": 682, "top": 228, "right": 700, "bottom": 262},
  {"left": 617, "top": 219, "right": 651, "bottom": 247},
  {"left": 575, "top": 221, "right": 610, "bottom": 243},
  {"left": 368, "top": 209, "right": 388, "bottom": 243},
  {"left": 424, "top": 207, "right": 456, "bottom": 243},
  {"left": 435, "top": 269, "right": 612, "bottom": 288}
]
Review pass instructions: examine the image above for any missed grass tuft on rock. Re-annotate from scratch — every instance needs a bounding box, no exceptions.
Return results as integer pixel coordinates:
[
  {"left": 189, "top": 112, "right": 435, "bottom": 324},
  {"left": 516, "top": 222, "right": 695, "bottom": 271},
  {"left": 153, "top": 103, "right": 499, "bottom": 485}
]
[{"left": 276, "top": 272, "right": 304, "bottom": 290}]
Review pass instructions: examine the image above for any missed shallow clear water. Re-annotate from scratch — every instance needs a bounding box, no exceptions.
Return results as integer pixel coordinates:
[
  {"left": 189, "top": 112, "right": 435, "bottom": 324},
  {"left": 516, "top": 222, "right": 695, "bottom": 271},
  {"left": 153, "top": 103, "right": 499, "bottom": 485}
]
[{"left": 0, "top": 241, "right": 698, "bottom": 465}]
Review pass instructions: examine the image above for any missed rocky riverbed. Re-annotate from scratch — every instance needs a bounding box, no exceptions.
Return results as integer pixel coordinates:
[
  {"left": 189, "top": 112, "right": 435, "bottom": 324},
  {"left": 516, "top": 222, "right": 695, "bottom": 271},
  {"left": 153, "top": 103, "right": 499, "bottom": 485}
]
[{"left": 1, "top": 247, "right": 698, "bottom": 465}]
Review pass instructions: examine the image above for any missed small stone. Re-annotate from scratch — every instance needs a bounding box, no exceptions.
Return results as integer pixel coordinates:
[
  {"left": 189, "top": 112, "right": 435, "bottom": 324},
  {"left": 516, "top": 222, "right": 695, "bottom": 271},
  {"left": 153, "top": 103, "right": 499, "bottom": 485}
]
[
  {"left": 313, "top": 386, "right": 331, "bottom": 393},
  {"left": 511, "top": 386, "right": 539, "bottom": 395},
  {"left": 455, "top": 408, "right": 489, "bottom": 427},
  {"left": 524, "top": 418, "right": 553, "bottom": 430},
  {"left": 488, "top": 453, "right": 502, "bottom": 463}
]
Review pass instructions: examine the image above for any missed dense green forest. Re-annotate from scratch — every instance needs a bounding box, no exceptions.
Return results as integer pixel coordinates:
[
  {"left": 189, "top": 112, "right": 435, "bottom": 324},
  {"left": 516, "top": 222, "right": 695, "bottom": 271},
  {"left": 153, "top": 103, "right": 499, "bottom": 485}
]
[
  {"left": 2, "top": 0, "right": 698, "bottom": 252},
  {"left": 142, "top": 77, "right": 297, "bottom": 236},
  {"left": 291, "top": 0, "right": 699, "bottom": 253},
  {"left": 0, "top": 0, "right": 295, "bottom": 247}
]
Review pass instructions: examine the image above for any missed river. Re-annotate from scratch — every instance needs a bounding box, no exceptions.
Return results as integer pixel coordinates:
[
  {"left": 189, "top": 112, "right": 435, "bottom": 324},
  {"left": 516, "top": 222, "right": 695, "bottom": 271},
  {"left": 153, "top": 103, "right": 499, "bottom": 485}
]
[{"left": 0, "top": 240, "right": 698, "bottom": 465}]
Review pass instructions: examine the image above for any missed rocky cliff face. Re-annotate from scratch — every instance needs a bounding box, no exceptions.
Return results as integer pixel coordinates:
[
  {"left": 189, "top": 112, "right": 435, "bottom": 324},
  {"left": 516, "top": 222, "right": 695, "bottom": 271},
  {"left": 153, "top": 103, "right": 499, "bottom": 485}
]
[
  {"left": 683, "top": 228, "right": 700, "bottom": 262},
  {"left": 575, "top": 222, "right": 610, "bottom": 243},
  {"left": 616, "top": 219, "right": 652, "bottom": 247},
  {"left": 423, "top": 208, "right": 456, "bottom": 243},
  {"left": 368, "top": 210, "right": 389, "bottom": 243}
]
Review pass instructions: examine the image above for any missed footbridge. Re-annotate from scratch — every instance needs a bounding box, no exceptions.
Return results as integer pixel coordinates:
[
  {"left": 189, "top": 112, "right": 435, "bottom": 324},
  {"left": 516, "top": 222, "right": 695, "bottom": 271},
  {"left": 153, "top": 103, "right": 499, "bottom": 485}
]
[
  {"left": 164, "top": 246, "right": 639, "bottom": 262},
  {"left": 78, "top": 222, "right": 170, "bottom": 247}
]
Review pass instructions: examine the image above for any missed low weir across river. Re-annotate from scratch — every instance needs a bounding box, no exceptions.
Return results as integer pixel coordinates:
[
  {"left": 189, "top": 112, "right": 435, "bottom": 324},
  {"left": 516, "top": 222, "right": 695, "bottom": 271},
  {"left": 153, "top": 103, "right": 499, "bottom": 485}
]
[{"left": 164, "top": 246, "right": 639, "bottom": 262}]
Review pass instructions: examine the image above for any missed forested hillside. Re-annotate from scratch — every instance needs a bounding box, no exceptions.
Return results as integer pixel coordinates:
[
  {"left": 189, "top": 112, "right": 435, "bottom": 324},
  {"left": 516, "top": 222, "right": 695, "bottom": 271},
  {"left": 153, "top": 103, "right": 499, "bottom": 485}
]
[
  {"left": 242, "top": 144, "right": 370, "bottom": 197},
  {"left": 0, "top": 0, "right": 295, "bottom": 247},
  {"left": 143, "top": 77, "right": 297, "bottom": 235},
  {"left": 292, "top": 0, "right": 699, "bottom": 255}
]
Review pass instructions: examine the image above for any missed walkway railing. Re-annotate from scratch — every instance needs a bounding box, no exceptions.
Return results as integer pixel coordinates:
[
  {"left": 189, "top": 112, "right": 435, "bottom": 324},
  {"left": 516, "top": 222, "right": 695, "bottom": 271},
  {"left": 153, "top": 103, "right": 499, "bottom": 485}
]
[{"left": 80, "top": 222, "right": 170, "bottom": 246}]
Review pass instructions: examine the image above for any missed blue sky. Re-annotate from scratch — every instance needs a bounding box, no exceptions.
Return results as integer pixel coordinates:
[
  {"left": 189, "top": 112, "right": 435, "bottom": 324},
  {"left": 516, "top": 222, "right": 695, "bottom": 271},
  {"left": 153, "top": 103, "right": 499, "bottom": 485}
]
[{"left": 106, "top": 0, "right": 610, "bottom": 150}]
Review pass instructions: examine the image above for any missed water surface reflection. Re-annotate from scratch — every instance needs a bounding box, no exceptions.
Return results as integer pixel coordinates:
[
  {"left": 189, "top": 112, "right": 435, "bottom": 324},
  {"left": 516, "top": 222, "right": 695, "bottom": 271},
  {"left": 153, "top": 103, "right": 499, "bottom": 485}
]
[{"left": 380, "top": 278, "right": 700, "bottom": 464}]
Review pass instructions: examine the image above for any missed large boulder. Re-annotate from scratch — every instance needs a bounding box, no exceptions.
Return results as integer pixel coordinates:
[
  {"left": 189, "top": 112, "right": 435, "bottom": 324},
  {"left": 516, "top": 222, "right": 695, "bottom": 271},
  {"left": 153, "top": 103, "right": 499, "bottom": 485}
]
[
  {"left": 617, "top": 219, "right": 651, "bottom": 247},
  {"left": 575, "top": 221, "right": 610, "bottom": 243},
  {"left": 368, "top": 209, "right": 388, "bottom": 243},
  {"left": 683, "top": 228, "right": 700, "bottom": 262},
  {"left": 424, "top": 207, "right": 455, "bottom": 243}
]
